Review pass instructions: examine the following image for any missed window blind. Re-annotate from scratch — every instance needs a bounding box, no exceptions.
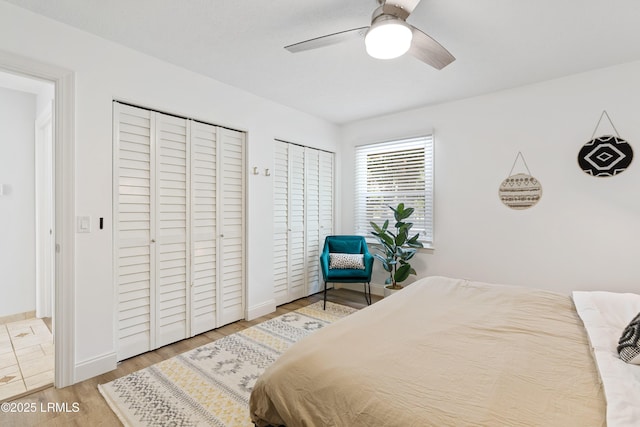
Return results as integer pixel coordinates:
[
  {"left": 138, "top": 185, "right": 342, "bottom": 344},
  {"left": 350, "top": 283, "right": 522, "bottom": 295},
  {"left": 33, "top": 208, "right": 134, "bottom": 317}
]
[{"left": 354, "top": 135, "right": 433, "bottom": 246}]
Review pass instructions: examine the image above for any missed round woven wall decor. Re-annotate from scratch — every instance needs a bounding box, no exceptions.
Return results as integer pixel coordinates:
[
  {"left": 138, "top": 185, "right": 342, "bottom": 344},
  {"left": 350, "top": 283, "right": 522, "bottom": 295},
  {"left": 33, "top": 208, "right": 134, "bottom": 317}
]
[
  {"left": 498, "top": 173, "right": 542, "bottom": 210},
  {"left": 578, "top": 135, "right": 633, "bottom": 177}
]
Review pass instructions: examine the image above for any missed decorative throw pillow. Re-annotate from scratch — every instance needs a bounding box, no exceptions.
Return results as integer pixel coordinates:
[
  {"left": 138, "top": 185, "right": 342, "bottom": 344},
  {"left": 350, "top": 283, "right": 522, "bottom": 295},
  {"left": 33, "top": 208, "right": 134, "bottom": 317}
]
[
  {"left": 329, "top": 253, "right": 365, "bottom": 270},
  {"left": 618, "top": 312, "right": 640, "bottom": 364}
]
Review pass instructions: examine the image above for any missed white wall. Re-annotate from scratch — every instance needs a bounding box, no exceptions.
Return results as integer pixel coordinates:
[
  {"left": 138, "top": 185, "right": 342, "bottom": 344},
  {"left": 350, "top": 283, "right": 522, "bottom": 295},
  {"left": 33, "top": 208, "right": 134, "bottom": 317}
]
[
  {"left": 0, "top": 1, "right": 340, "bottom": 382},
  {"left": 0, "top": 86, "right": 36, "bottom": 317},
  {"left": 341, "top": 60, "right": 640, "bottom": 295}
]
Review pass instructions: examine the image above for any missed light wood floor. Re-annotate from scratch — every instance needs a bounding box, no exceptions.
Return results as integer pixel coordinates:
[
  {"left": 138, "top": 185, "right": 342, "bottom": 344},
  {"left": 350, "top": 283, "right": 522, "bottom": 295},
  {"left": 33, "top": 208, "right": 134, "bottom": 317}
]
[{"left": 0, "top": 288, "right": 379, "bottom": 426}]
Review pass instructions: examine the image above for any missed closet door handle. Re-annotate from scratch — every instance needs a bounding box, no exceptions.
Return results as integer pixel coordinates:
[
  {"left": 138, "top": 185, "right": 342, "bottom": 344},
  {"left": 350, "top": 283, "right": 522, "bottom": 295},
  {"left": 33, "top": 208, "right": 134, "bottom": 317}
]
[{"left": 151, "top": 239, "right": 156, "bottom": 243}]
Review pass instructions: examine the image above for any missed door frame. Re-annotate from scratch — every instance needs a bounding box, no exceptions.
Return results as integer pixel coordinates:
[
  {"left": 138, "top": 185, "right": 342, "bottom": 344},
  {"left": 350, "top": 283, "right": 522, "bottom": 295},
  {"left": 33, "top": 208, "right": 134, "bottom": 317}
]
[
  {"left": 35, "top": 102, "right": 54, "bottom": 319},
  {"left": 0, "top": 50, "right": 76, "bottom": 388}
]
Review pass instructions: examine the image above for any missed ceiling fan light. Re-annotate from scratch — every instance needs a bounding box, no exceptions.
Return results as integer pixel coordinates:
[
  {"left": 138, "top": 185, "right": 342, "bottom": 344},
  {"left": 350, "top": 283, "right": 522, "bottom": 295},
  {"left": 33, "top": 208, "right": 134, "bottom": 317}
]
[{"left": 365, "top": 19, "right": 413, "bottom": 60}]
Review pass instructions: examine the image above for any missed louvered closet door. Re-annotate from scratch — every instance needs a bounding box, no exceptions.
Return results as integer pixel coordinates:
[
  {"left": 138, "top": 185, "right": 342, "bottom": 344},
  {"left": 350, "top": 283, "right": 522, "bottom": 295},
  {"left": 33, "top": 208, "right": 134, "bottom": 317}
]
[
  {"left": 318, "top": 151, "right": 334, "bottom": 250},
  {"left": 114, "top": 103, "right": 155, "bottom": 360},
  {"left": 273, "top": 141, "right": 290, "bottom": 305},
  {"left": 116, "top": 103, "right": 246, "bottom": 360},
  {"left": 218, "top": 128, "right": 245, "bottom": 325},
  {"left": 288, "top": 144, "right": 306, "bottom": 301},
  {"left": 155, "top": 113, "right": 190, "bottom": 348},
  {"left": 272, "top": 142, "right": 334, "bottom": 304},
  {"left": 305, "top": 148, "right": 321, "bottom": 295},
  {"left": 190, "top": 121, "right": 217, "bottom": 336}
]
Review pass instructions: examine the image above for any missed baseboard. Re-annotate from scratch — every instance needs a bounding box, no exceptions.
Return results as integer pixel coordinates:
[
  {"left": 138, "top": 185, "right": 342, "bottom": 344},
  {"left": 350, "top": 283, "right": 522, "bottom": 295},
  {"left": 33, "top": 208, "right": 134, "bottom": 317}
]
[
  {"left": 335, "top": 283, "right": 385, "bottom": 297},
  {"left": 247, "top": 299, "right": 276, "bottom": 321},
  {"left": 370, "top": 283, "right": 385, "bottom": 296},
  {"left": 0, "top": 310, "right": 36, "bottom": 324},
  {"left": 74, "top": 351, "right": 118, "bottom": 383}
]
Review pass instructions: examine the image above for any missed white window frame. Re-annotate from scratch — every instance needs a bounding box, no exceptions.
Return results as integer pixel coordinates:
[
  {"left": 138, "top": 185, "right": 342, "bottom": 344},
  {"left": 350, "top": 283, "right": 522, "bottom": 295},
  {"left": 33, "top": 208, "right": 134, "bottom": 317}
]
[{"left": 354, "top": 135, "right": 434, "bottom": 248}]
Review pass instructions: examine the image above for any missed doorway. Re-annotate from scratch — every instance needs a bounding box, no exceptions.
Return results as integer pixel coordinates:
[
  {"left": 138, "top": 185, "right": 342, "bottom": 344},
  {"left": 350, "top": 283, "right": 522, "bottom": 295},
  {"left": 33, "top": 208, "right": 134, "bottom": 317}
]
[
  {"left": 0, "top": 50, "right": 75, "bottom": 390},
  {"left": 35, "top": 102, "right": 54, "bottom": 321},
  {"left": 0, "top": 70, "right": 55, "bottom": 401}
]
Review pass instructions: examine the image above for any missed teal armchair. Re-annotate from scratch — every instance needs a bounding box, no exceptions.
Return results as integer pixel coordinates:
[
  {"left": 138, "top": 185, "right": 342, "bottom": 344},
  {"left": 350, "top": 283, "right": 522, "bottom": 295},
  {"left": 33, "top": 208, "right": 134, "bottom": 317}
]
[{"left": 320, "top": 235, "right": 374, "bottom": 309}]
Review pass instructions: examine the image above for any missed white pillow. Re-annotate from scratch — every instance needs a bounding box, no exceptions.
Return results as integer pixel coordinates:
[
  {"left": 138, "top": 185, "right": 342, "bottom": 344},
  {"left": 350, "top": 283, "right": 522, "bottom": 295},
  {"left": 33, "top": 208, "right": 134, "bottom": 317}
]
[
  {"left": 573, "top": 291, "right": 640, "bottom": 427},
  {"left": 329, "top": 253, "right": 365, "bottom": 270}
]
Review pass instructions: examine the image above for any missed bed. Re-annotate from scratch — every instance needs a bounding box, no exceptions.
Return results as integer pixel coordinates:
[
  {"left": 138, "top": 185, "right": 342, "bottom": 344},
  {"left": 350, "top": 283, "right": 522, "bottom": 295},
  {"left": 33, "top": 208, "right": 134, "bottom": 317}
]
[{"left": 250, "top": 276, "right": 640, "bottom": 426}]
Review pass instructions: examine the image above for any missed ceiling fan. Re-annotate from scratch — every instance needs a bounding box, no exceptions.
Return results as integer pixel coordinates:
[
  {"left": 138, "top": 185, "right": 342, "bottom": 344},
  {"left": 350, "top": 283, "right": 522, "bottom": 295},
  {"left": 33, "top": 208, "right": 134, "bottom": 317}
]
[{"left": 284, "top": 0, "right": 455, "bottom": 70}]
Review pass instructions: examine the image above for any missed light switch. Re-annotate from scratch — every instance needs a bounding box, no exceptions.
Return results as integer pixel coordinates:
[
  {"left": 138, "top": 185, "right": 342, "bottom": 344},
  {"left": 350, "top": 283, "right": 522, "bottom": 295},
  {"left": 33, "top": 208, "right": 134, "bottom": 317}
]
[
  {"left": 77, "top": 216, "right": 91, "bottom": 233},
  {"left": 0, "top": 184, "right": 4, "bottom": 196}
]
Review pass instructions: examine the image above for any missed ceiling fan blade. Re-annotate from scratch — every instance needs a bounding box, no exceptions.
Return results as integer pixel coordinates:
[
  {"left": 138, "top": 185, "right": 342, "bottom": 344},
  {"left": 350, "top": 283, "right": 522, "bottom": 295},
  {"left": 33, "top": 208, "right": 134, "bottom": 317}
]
[
  {"left": 408, "top": 26, "right": 455, "bottom": 70},
  {"left": 285, "top": 27, "right": 369, "bottom": 53},
  {"left": 383, "top": 0, "right": 422, "bottom": 15}
]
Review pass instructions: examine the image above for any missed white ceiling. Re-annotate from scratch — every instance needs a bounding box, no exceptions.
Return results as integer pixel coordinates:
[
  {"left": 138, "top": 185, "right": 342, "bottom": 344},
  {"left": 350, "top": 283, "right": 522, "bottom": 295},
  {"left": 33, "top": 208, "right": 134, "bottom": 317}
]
[{"left": 6, "top": 0, "right": 640, "bottom": 124}]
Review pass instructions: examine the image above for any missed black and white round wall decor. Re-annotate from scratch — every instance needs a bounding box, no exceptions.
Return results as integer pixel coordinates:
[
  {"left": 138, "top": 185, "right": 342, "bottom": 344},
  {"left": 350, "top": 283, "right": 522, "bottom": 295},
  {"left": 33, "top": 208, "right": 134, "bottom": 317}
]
[
  {"left": 498, "top": 173, "right": 542, "bottom": 210},
  {"left": 578, "top": 135, "right": 633, "bottom": 177}
]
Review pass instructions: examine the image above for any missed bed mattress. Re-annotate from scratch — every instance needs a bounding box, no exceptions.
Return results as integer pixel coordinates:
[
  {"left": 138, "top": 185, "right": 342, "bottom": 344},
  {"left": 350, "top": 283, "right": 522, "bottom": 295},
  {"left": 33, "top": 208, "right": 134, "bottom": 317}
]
[{"left": 250, "top": 276, "right": 606, "bottom": 426}]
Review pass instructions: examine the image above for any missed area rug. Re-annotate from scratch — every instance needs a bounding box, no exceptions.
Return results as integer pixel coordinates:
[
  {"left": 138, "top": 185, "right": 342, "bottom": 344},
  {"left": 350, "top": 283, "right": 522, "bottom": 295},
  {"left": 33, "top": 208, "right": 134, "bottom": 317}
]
[{"left": 98, "top": 301, "right": 356, "bottom": 426}]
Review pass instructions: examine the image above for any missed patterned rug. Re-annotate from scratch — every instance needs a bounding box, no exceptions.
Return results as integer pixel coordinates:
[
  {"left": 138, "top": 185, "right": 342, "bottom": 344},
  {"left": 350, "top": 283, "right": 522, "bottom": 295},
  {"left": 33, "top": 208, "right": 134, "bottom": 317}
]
[{"left": 98, "top": 301, "right": 356, "bottom": 426}]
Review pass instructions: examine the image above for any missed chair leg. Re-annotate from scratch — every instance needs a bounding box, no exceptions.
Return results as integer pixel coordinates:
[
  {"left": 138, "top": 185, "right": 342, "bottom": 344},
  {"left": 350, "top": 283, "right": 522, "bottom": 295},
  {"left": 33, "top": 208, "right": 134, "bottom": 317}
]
[
  {"left": 363, "top": 282, "right": 372, "bottom": 305},
  {"left": 324, "top": 281, "right": 327, "bottom": 310}
]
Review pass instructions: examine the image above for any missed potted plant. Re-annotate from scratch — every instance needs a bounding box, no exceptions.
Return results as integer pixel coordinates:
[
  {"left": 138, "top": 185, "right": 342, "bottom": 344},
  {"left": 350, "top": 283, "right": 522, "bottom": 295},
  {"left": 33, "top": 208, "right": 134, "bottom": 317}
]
[{"left": 370, "top": 203, "right": 424, "bottom": 296}]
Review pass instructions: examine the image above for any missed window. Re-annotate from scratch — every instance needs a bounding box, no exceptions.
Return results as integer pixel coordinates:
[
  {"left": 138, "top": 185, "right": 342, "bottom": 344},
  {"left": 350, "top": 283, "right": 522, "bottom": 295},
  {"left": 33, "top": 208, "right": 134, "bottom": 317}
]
[{"left": 354, "top": 135, "right": 433, "bottom": 247}]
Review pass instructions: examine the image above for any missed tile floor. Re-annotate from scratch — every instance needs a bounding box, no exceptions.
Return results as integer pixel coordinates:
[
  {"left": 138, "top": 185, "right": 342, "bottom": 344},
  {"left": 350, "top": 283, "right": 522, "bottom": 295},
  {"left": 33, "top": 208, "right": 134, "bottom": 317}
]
[{"left": 0, "top": 318, "right": 53, "bottom": 401}]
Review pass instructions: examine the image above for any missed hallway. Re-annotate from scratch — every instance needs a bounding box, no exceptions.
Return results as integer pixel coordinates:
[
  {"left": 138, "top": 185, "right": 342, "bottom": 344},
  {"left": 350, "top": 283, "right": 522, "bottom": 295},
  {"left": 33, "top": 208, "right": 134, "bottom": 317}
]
[{"left": 0, "top": 317, "right": 53, "bottom": 401}]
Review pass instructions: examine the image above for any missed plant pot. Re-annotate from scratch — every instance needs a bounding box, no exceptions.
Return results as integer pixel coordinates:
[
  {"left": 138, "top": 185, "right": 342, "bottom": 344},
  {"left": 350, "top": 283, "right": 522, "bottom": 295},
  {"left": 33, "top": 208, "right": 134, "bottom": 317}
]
[{"left": 383, "top": 285, "right": 403, "bottom": 298}]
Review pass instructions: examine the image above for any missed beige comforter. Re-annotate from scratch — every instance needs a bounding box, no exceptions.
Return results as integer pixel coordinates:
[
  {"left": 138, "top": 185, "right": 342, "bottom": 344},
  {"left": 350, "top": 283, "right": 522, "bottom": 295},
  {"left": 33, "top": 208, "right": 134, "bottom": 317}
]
[{"left": 250, "top": 276, "right": 606, "bottom": 426}]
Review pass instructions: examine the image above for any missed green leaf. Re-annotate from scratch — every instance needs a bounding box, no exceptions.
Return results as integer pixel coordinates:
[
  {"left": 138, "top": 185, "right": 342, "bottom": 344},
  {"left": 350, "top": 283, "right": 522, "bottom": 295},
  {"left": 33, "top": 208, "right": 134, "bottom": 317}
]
[
  {"left": 379, "top": 233, "right": 394, "bottom": 247},
  {"left": 394, "top": 263, "right": 412, "bottom": 283},
  {"left": 403, "top": 249, "right": 417, "bottom": 261},
  {"left": 391, "top": 203, "right": 403, "bottom": 222},
  {"left": 395, "top": 228, "right": 407, "bottom": 246},
  {"left": 400, "top": 207, "right": 414, "bottom": 219},
  {"left": 394, "top": 221, "right": 406, "bottom": 229},
  {"left": 407, "top": 232, "right": 421, "bottom": 242},
  {"left": 384, "top": 277, "right": 392, "bottom": 285},
  {"left": 370, "top": 221, "right": 382, "bottom": 234}
]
